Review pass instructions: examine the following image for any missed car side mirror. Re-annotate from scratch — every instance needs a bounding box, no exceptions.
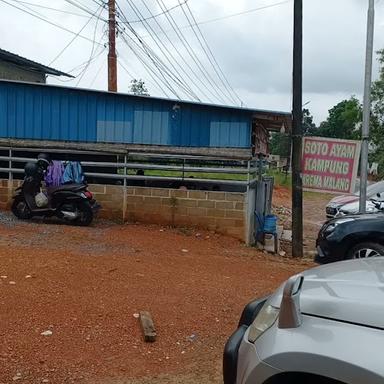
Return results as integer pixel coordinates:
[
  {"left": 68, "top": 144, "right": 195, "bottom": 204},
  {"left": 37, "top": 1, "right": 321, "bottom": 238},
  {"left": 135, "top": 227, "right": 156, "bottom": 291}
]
[{"left": 278, "top": 275, "right": 304, "bottom": 329}]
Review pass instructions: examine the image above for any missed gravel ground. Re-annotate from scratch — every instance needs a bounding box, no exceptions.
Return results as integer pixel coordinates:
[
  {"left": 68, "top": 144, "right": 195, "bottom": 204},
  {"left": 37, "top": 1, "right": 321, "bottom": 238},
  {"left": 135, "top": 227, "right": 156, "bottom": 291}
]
[{"left": 0, "top": 212, "right": 313, "bottom": 384}]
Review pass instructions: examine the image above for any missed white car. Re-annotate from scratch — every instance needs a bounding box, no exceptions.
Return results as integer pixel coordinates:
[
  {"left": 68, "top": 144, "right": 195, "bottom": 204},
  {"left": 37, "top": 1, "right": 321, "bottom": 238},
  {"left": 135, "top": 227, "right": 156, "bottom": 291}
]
[
  {"left": 224, "top": 258, "right": 384, "bottom": 384},
  {"left": 326, "top": 181, "right": 384, "bottom": 218}
]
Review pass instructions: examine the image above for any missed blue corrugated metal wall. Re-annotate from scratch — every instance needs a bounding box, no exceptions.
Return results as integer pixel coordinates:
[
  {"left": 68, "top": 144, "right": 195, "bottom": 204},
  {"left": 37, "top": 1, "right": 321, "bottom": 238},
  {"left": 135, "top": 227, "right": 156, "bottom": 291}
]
[{"left": 0, "top": 81, "right": 252, "bottom": 148}]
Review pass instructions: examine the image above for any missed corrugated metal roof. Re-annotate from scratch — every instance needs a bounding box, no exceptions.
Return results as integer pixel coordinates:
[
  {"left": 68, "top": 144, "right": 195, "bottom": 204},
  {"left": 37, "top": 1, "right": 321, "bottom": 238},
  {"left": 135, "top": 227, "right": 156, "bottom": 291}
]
[
  {"left": 0, "top": 78, "right": 291, "bottom": 131},
  {"left": 0, "top": 79, "right": 291, "bottom": 157},
  {"left": 0, "top": 49, "right": 73, "bottom": 78},
  {"left": 0, "top": 80, "right": 253, "bottom": 150}
]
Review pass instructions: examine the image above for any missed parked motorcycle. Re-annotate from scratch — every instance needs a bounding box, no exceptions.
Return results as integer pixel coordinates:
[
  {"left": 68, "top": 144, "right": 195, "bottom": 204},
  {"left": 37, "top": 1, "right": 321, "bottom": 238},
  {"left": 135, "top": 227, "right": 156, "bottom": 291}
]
[{"left": 12, "top": 155, "right": 99, "bottom": 226}]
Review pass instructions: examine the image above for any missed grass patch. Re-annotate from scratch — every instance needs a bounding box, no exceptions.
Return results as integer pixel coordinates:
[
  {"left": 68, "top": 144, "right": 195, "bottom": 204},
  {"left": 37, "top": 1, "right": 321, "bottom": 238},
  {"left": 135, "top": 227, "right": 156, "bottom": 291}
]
[
  {"left": 267, "top": 170, "right": 291, "bottom": 188},
  {"left": 122, "top": 168, "right": 249, "bottom": 181}
]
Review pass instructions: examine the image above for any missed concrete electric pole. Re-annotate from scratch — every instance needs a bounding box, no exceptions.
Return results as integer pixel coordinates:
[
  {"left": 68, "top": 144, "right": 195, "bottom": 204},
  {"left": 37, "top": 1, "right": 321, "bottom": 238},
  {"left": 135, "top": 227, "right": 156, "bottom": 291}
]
[
  {"left": 291, "top": 0, "right": 303, "bottom": 258},
  {"left": 359, "top": 0, "right": 375, "bottom": 213},
  {"left": 108, "top": 0, "right": 117, "bottom": 92}
]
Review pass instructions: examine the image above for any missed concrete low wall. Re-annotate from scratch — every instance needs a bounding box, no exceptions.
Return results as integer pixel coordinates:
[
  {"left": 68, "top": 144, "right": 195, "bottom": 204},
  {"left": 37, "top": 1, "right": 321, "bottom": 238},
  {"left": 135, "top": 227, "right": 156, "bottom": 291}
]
[
  {"left": 0, "top": 179, "right": 21, "bottom": 210},
  {"left": 0, "top": 180, "right": 252, "bottom": 243},
  {"left": 94, "top": 185, "right": 247, "bottom": 241}
]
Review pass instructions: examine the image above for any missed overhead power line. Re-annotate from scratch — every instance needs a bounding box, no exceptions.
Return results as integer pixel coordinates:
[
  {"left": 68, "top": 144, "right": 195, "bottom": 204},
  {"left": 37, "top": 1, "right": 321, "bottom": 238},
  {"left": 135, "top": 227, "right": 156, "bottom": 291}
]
[
  {"left": 181, "top": 1, "right": 243, "bottom": 105},
  {"left": 140, "top": 1, "right": 292, "bottom": 38},
  {"left": 89, "top": 0, "right": 105, "bottom": 7},
  {"left": 117, "top": 16, "right": 186, "bottom": 99},
  {"left": 53, "top": 44, "right": 106, "bottom": 83},
  {"left": 76, "top": 5, "right": 105, "bottom": 86},
  {"left": 6, "top": 0, "right": 91, "bottom": 17},
  {"left": 120, "top": 0, "right": 201, "bottom": 101},
  {"left": 123, "top": 0, "right": 188, "bottom": 24},
  {"left": 0, "top": 0, "right": 104, "bottom": 46},
  {"left": 89, "top": 52, "right": 105, "bottom": 87},
  {"left": 118, "top": 22, "right": 182, "bottom": 99},
  {"left": 117, "top": 53, "right": 169, "bottom": 98},
  {"left": 115, "top": 0, "right": 241, "bottom": 105},
  {"left": 154, "top": 0, "right": 235, "bottom": 104},
  {"left": 63, "top": 0, "right": 107, "bottom": 21},
  {"left": 190, "top": 0, "right": 292, "bottom": 27},
  {"left": 49, "top": 4, "right": 104, "bottom": 66},
  {"left": 137, "top": 0, "right": 223, "bottom": 104},
  {"left": 116, "top": 1, "right": 196, "bottom": 99},
  {"left": 68, "top": 44, "right": 106, "bottom": 74}
]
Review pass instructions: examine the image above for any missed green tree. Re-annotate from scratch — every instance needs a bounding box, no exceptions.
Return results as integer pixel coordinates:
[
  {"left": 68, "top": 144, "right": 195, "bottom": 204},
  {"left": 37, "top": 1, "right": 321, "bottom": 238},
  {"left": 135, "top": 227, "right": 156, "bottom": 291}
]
[
  {"left": 129, "top": 79, "right": 149, "bottom": 96},
  {"left": 269, "top": 108, "right": 316, "bottom": 156},
  {"left": 302, "top": 108, "right": 317, "bottom": 135},
  {"left": 316, "top": 97, "right": 362, "bottom": 139},
  {"left": 370, "top": 49, "right": 384, "bottom": 177},
  {"left": 269, "top": 131, "right": 290, "bottom": 157}
]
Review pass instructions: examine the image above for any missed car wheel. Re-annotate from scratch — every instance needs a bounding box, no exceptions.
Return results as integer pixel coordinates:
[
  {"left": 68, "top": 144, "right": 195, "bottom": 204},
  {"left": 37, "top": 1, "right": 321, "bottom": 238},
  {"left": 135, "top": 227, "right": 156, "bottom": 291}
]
[{"left": 347, "top": 242, "right": 384, "bottom": 259}]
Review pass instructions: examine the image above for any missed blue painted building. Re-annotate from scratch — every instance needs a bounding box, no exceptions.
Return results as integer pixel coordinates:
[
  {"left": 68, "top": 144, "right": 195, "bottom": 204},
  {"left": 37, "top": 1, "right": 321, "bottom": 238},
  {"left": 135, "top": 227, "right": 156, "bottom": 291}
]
[{"left": 0, "top": 80, "right": 290, "bottom": 155}]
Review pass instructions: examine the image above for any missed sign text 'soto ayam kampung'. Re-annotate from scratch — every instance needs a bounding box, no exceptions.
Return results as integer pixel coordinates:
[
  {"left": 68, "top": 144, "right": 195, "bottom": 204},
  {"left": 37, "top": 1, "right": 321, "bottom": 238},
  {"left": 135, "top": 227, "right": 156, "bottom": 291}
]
[{"left": 302, "top": 137, "right": 361, "bottom": 194}]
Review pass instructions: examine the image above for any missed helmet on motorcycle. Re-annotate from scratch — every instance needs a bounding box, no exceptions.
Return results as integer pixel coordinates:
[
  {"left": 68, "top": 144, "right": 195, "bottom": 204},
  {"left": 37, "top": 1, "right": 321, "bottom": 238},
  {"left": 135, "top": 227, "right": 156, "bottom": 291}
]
[
  {"left": 24, "top": 162, "right": 38, "bottom": 177},
  {"left": 37, "top": 153, "right": 50, "bottom": 170}
]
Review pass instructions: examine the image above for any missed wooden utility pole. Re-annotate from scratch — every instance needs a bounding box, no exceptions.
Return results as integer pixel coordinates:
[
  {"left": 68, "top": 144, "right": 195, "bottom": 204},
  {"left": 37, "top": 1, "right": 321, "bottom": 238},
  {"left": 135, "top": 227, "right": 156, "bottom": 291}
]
[
  {"left": 292, "top": 0, "right": 303, "bottom": 258},
  {"left": 108, "top": 0, "right": 117, "bottom": 92}
]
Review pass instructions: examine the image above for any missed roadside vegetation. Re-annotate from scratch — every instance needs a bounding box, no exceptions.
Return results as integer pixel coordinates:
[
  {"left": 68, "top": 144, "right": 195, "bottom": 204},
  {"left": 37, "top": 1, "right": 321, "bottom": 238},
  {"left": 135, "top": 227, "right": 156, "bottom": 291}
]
[{"left": 270, "top": 49, "right": 384, "bottom": 179}]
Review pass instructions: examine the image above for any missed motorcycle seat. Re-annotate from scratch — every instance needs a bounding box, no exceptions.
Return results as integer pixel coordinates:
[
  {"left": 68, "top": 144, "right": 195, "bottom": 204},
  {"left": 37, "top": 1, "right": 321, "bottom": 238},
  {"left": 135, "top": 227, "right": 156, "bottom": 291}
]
[{"left": 49, "top": 183, "right": 87, "bottom": 193}]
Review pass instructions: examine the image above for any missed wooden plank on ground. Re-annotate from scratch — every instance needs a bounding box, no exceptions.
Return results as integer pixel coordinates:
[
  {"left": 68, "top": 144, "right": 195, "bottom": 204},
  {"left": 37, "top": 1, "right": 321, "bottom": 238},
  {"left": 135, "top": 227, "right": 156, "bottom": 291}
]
[{"left": 139, "top": 311, "right": 157, "bottom": 342}]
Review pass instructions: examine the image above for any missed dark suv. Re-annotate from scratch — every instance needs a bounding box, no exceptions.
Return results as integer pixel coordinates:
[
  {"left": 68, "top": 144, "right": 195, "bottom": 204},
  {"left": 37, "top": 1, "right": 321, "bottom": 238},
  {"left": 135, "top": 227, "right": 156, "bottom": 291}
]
[{"left": 316, "top": 213, "right": 384, "bottom": 264}]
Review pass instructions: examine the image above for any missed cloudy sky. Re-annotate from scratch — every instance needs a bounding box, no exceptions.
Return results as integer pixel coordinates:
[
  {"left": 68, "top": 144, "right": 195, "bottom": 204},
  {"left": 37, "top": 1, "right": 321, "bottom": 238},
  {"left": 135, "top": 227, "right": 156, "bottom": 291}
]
[{"left": 1, "top": 0, "right": 383, "bottom": 123}]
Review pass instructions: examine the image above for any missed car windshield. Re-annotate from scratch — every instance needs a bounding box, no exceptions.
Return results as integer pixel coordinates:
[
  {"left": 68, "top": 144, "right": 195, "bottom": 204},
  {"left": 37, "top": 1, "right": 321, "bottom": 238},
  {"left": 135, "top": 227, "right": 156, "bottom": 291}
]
[{"left": 355, "top": 181, "right": 384, "bottom": 197}]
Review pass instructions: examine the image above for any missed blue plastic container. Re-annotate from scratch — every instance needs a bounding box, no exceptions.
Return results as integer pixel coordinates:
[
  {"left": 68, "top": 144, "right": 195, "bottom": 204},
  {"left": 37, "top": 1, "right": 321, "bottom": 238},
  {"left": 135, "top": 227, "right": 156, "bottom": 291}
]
[{"left": 263, "top": 214, "right": 277, "bottom": 234}]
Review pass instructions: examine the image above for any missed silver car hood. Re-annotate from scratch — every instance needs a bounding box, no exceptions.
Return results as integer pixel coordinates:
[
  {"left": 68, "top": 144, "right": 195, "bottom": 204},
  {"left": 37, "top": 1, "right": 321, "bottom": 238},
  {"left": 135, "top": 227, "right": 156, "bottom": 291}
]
[
  {"left": 269, "top": 258, "right": 384, "bottom": 328},
  {"left": 338, "top": 200, "right": 377, "bottom": 214}
]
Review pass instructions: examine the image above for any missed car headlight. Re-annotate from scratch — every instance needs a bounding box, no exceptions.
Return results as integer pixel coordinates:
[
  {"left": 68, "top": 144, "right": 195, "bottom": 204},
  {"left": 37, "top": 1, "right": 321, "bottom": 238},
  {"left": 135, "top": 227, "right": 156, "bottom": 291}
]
[
  {"left": 248, "top": 303, "right": 279, "bottom": 343},
  {"left": 324, "top": 223, "right": 337, "bottom": 235},
  {"left": 323, "top": 218, "right": 355, "bottom": 237}
]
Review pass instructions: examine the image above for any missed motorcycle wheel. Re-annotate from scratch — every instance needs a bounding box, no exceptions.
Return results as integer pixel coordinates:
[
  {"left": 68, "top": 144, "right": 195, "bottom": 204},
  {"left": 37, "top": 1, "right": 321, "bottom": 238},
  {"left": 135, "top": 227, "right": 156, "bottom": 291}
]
[
  {"left": 73, "top": 200, "right": 93, "bottom": 226},
  {"left": 11, "top": 196, "right": 32, "bottom": 219}
]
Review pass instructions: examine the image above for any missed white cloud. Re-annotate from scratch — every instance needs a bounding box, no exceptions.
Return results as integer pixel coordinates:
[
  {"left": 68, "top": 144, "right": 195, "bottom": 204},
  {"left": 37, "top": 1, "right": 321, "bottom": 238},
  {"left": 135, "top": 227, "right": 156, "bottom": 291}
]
[{"left": 0, "top": 0, "right": 383, "bottom": 123}]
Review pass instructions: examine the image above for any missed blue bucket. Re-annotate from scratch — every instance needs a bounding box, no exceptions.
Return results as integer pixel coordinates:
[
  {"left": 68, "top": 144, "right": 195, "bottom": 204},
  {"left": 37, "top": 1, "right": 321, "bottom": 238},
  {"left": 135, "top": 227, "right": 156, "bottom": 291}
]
[{"left": 263, "top": 214, "right": 277, "bottom": 233}]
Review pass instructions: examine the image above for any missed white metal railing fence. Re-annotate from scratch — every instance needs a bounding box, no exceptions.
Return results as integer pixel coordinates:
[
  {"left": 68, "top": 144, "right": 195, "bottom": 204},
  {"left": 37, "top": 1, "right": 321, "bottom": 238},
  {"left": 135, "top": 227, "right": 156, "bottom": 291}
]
[{"left": 0, "top": 146, "right": 263, "bottom": 187}]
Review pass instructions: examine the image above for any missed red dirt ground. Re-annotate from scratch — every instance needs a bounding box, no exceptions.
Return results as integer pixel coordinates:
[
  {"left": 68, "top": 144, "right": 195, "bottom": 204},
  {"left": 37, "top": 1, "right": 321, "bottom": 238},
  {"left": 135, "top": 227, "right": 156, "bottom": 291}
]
[
  {"left": 0, "top": 217, "right": 313, "bottom": 384},
  {"left": 272, "top": 186, "right": 333, "bottom": 252}
]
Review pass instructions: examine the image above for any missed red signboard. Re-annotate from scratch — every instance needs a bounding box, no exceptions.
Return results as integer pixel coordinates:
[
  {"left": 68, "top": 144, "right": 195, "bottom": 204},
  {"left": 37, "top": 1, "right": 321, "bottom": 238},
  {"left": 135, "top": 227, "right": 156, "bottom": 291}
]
[{"left": 302, "top": 137, "right": 361, "bottom": 194}]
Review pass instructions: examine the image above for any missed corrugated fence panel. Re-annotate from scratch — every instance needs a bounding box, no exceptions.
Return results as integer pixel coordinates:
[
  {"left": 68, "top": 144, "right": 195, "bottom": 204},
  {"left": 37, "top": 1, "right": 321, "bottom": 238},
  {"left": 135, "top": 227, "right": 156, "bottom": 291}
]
[
  {"left": 0, "top": 81, "right": 253, "bottom": 148},
  {"left": 0, "top": 86, "right": 7, "bottom": 136},
  {"left": 32, "top": 88, "right": 42, "bottom": 139},
  {"left": 7, "top": 86, "right": 16, "bottom": 138},
  {"left": 16, "top": 88, "right": 25, "bottom": 138}
]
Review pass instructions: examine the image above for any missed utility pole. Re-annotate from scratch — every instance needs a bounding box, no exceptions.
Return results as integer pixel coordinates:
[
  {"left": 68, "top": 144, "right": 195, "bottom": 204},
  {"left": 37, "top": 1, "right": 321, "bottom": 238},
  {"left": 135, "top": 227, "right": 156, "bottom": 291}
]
[
  {"left": 359, "top": 0, "right": 375, "bottom": 213},
  {"left": 291, "top": 0, "right": 303, "bottom": 258},
  {"left": 108, "top": 0, "right": 117, "bottom": 92}
]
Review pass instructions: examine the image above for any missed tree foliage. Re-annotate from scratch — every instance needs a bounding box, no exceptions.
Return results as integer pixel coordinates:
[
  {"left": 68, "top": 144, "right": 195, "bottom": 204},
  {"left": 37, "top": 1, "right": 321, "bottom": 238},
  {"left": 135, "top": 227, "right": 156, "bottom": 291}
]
[
  {"left": 269, "top": 108, "right": 316, "bottom": 156},
  {"left": 129, "top": 79, "right": 149, "bottom": 96},
  {"left": 269, "top": 50, "right": 384, "bottom": 177},
  {"left": 269, "top": 131, "right": 290, "bottom": 157},
  {"left": 315, "top": 97, "right": 362, "bottom": 140},
  {"left": 370, "top": 49, "right": 384, "bottom": 177}
]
